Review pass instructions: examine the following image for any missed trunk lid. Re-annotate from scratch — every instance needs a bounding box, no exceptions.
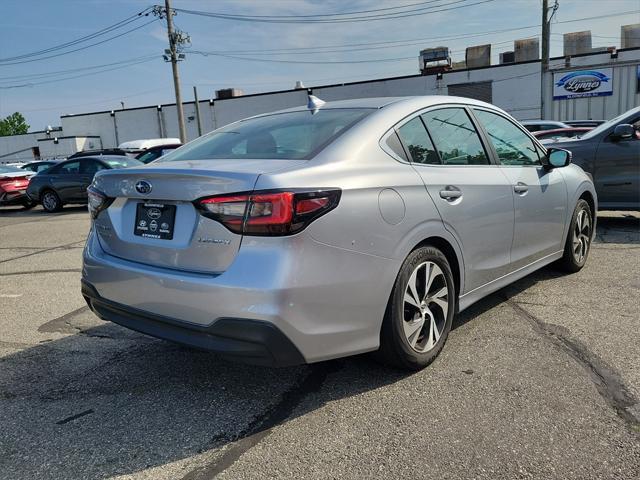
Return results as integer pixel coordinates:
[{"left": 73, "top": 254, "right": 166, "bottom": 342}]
[{"left": 92, "top": 159, "right": 304, "bottom": 273}]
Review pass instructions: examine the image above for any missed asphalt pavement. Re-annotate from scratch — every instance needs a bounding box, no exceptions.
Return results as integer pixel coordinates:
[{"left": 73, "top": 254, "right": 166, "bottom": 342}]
[{"left": 0, "top": 206, "right": 638, "bottom": 479}]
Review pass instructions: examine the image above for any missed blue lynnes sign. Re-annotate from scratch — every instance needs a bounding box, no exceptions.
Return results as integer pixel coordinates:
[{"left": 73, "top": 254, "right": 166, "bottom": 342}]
[{"left": 553, "top": 68, "right": 613, "bottom": 100}]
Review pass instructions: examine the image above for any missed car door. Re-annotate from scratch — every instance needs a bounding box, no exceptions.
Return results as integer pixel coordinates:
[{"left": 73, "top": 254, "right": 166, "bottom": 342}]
[
  {"left": 79, "top": 159, "right": 108, "bottom": 200},
  {"left": 593, "top": 114, "right": 640, "bottom": 209},
  {"left": 396, "top": 107, "right": 515, "bottom": 293},
  {"left": 472, "top": 108, "right": 568, "bottom": 270},
  {"left": 48, "top": 160, "right": 81, "bottom": 202}
]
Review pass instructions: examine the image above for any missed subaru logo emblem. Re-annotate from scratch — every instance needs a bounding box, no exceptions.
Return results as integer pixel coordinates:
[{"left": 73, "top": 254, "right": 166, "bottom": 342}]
[{"left": 135, "top": 180, "right": 152, "bottom": 195}]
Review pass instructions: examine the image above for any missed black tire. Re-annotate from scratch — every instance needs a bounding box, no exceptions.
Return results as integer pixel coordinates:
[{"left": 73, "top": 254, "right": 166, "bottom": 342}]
[
  {"left": 41, "top": 190, "right": 62, "bottom": 213},
  {"left": 378, "top": 246, "right": 456, "bottom": 370},
  {"left": 22, "top": 198, "right": 36, "bottom": 210},
  {"left": 557, "top": 199, "right": 593, "bottom": 273}
]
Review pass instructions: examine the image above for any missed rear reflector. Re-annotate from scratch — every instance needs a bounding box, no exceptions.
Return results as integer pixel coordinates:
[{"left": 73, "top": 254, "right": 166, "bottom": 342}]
[{"left": 197, "top": 189, "right": 340, "bottom": 236}]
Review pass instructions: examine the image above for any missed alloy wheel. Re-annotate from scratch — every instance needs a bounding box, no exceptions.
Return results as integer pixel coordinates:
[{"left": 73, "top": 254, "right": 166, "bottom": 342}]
[
  {"left": 402, "top": 261, "right": 449, "bottom": 353},
  {"left": 573, "top": 208, "right": 591, "bottom": 263},
  {"left": 42, "top": 192, "right": 58, "bottom": 211}
]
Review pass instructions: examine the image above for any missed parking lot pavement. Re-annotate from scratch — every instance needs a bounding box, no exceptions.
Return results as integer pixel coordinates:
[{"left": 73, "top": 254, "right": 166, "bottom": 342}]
[{"left": 0, "top": 206, "right": 638, "bottom": 480}]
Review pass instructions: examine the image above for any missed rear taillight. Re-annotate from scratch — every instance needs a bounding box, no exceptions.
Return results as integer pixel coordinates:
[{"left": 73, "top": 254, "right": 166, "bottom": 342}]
[
  {"left": 87, "top": 186, "right": 113, "bottom": 219},
  {"left": 197, "top": 189, "right": 341, "bottom": 236},
  {"left": 0, "top": 177, "right": 30, "bottom": 193}
]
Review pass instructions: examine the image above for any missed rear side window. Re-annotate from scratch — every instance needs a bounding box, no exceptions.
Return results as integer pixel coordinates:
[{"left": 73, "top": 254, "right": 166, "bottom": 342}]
[
  {"left": 57, "top": 161, "right": 80, "bottom": 174},
  {"left": 397, "top": 117, "right": 439, "bottom": 165},
  {"left": 80, "top": 159, "right": 108, "bottom": 175},
  {"left": 473, "top": 109, "right": 540, "bottom": 166},
  {"left": 421, "top": 108, "right": 489, "bottom": 165},
  {"left": 160, "top": 109, "right": 371, "bottom": 161},
  {"left": 384, "top": 131, "right": 408, "bottom": 161}
]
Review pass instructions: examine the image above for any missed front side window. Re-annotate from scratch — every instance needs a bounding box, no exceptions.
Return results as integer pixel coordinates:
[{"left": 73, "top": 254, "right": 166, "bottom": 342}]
[
  {"left": 159, "top": 109, "right": 371, "bottom": 162},
  {"left": 421, "top": 108, "right": 489, "bottom": 165},
  {"left": 474, "top": 109, "right": 540, "bottom": 166},
  {"left": 102, "top": 157, "right": 143, "bottom": 169},
  {"left": 397, "top": 117, "right": 439, "bottom": 165}
]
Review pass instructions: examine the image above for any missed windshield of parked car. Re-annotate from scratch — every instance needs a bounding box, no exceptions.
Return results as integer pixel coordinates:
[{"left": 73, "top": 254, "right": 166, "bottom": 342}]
[
  {"left": 103, "top": 157, "right": 143, "bottom": 169},
  {"left": 159, "top": 109, "right": 372, "bottom": 161},
  {"left": 0, "top": 165, "right": 23, "bottom": 174},
  {"left": 579, "top": 107, "right": 640, "bottom": 140}
]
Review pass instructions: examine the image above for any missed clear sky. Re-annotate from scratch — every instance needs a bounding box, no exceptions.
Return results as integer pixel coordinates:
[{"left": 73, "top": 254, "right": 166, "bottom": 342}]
[{"left": 1, "top": 0, "right": 638, "bottom": 131}]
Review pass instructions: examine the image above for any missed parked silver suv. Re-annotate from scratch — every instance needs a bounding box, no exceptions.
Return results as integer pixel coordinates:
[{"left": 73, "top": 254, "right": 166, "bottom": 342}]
[{"left": 82, "top": 96, "right": 596, "bottom": 370}]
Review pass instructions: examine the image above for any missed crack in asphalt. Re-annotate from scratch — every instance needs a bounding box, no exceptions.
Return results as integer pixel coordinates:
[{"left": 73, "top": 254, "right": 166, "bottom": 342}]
[
  {"left": 0, "top": 268, "right": 82, "bottom": 277},
  {"left": 0, "top": 240, "right": 85, "bottom": 264},
  {"left": 506, "top": 298, "right": 640, "bottom": 433},
  {"left": 181, "top": 361, "right": 343, "bottom": 480},
  {"left": 38, "top": 307, "right": 90, "bottom": 334}
]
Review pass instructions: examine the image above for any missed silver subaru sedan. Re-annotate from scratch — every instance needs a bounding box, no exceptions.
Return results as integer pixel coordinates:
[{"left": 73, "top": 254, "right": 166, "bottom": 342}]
[{"left": 82, "top": 96, "right": 596, "bottom": 370}]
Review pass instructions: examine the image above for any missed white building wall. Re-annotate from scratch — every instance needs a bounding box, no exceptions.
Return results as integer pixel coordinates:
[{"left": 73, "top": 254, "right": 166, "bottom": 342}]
[
  {"left": 61, "top": 112, "right": 116, "bottom": 147},
  {"left": 37, "top": 136, "right": 100, "bottom": 159},
  {"left": 0, "top": 130, "right": 61, "bottom": 163},
  {"left": 211, "top": 90, "right": 308, "bottom": 129}
]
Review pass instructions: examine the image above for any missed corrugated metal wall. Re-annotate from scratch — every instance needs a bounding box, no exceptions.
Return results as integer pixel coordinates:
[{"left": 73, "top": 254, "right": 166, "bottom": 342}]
[{"left": 545, "top": 50, "right": 640, "bottom": 121}]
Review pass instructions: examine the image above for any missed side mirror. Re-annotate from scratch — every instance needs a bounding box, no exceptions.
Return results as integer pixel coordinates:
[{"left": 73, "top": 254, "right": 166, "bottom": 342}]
[
  {"left": 612, "top": 124, "right": 634, "bottom": 140},
  {"left": 544, "top": 148, "right": 572, "bottom": 169}
]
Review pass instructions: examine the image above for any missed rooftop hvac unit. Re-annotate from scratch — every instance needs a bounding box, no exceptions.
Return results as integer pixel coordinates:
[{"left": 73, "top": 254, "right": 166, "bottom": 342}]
[
  {"left": 215, "top": 88, "right": 244, "bottom": 100},
  {"left": 514, "top": 38, "right": 539, "bottom": 62},
  {"left": 564, "top": 31, "right": 592, "bottom": 56},
  {"left": 499, "top": 51, "right": 515, "bottom": 64},
  {"left": 621, "top": 24, "right": 640, "bottom": 49},
  {"left": 419, "top": 46, "right": 452, "bottom": 74},
  {"left": 465, "top": 44, "right": 491, "bottom": 68}
]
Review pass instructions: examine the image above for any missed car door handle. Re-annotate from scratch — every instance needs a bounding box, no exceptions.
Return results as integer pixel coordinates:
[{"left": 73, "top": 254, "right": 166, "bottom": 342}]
[
  {"left": 514, "top": 183, "right": 528, "bottom": 194},
  {"left": 439, "top": 187, "right": 462, "bottom": 200}
]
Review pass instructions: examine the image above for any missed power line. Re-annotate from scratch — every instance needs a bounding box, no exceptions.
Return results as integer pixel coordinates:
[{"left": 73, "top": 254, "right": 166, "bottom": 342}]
[
  {"left": 0, "top": 56, "right": 158, "bottom": 82},
  {"left": 18, "top": 87, "right": 172, "bottom": 113},
  {"left": 0, "top": 19, "right": 159, "bottom": 66},
  {"left": 180, "top": 0, "right": 456, "bottom": 19},
  {"left": 181, "top": 10, "right": 638, "bottom": 57},
  {"left": 0, "top": 7, "right": 153, "bottom": 63},
  {"left": 0, "top": 58, "right": 157, "bottom": 89},
  {"left": 173, "top": 0, "right": 497, "bottom": 24}
]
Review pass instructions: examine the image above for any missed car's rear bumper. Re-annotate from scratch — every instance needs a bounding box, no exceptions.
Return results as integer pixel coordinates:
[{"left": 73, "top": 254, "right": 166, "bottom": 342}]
[
  {"left": 82, "top": 228, "right": 399, "bottom": 364},
  {"left": 81, "top": 280, "right": 305, "bottom": 367},
  {"left": 0, "top": 190, "right": 29, "bottom": 206}
]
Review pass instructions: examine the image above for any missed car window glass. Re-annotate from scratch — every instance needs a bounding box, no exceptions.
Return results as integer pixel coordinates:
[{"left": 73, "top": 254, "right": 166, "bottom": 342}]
[
  {"left": 474, "top": 109, "right": 540, "bottom": 166},
  {"left": 159, "top": 109, "right": 371, "bottom": 162},
  {"left": 421, "top": 108, "right": 489, "bottom": 165},
  {"left": 136, "top": 151, "right": 158, "bottom": 163},
  {"left": 397, "top": 117, "right": 439, "bottom": 164},
  {"left": 58, "top": 161, "right": 80, "bottom": 174},
  {"left": 80, "top": 160, "right": 106, "bottom": 175},
  {"left": 384, "top": 131, "right": 408, "bottom": 161}
]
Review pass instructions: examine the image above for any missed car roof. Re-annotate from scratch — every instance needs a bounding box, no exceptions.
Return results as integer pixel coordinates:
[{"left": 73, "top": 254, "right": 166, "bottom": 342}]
[
  {"left": 250, "top": 95, "right": 503, "bottom": 118},
  {"left": 118, "top": 138, "right": 181, "bottom": 150},
  {"left": 521, "top": 120, "right": 567, "bottom": 125},
  {"left": 61, "top": 155, "right": 129, "bottom": 164}
]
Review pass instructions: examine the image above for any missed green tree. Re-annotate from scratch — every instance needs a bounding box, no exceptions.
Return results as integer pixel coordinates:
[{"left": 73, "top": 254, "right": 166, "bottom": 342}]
[{"left": 0, "top": 112, "right": 30, "bottom": 136}]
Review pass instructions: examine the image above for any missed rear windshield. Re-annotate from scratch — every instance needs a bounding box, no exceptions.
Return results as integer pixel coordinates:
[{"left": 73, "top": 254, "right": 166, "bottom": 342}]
[
  {"left": 103, "top": 157, "right": 143, "bottom": 169},
  {"left": 0, "top": 165, "right": 23, "bottom": 174},
  {"left": 159, "top": 109, "right": 371, "bottom": 161}
]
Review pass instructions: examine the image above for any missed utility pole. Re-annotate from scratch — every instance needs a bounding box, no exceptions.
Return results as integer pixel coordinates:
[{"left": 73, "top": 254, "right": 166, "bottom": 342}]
[
  {"left": 193, "top": 86, "right": 203, "bottom": 137},
  {"left": 154, "top": 1, "right": 189, "bottom": 143},
  {"left": 541, "top": 0, "right": 558, "bottom": 120}
]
